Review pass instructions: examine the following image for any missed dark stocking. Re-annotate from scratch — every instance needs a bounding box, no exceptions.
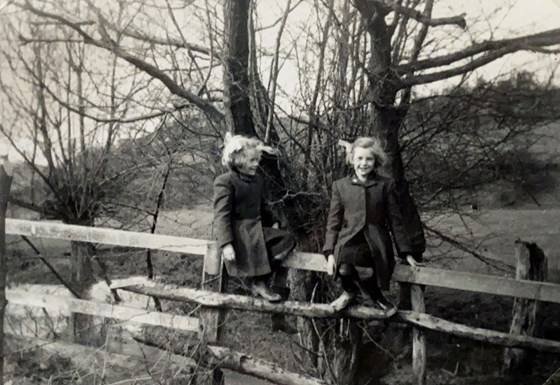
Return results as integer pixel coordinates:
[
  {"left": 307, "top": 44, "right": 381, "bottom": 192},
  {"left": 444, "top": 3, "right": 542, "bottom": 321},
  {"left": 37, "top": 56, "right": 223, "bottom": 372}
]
[{"left": 339, "top": 263, "right": 359, "bottom": 295}]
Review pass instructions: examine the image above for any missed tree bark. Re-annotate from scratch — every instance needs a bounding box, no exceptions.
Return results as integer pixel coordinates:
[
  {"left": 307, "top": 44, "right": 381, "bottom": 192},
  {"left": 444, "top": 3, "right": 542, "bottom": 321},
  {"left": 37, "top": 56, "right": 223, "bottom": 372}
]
[
  {"left": 0, "top": 165, "right": 13, "bottom": 385},
  {"left": 223, "top": 0, "right": 255, "bottom": 136},
  {"left": 290, "top": 269, "right": 320, "bottom": 369},
  {"left": 329, "top": 321, "right": 361, "bottom": 385},
  {"left": 69, "top": 234, "right": 100, "bottom": 345},
  {"left": 207, "top": 345, "right": 327, "bottom": 385}
]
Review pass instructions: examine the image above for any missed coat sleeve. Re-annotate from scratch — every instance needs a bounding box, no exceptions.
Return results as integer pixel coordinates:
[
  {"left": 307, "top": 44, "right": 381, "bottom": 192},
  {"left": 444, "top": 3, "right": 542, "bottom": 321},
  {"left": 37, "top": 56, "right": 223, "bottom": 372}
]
[
  {"left": 213, "top": 175, "right": 234, "bottom": 249},
  {"left": 385, "top": 179, "right": 413, "bottom": 254},
  {"left": 323, "top": 181, "right": 344, "bottom": 257}
]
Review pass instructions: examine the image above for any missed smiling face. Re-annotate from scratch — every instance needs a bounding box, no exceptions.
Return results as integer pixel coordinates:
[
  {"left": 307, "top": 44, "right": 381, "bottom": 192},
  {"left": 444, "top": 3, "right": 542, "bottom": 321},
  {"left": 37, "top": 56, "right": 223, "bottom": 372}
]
[
  {"left": 352, "top": 146, "right": 376, "bottom": 180},
  {"left": 237, "top": 148, "right": 261, "bottom": 176}
]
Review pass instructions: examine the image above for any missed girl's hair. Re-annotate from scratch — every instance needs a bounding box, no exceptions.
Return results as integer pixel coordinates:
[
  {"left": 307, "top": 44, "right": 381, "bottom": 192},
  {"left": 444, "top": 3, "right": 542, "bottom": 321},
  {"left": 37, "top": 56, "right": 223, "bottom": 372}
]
[
  {"left": 221, "top": 132, "right": 277, "bottom": 168},
  {"left": 344, "top": 136, "right": 389, "bottom": 177}
]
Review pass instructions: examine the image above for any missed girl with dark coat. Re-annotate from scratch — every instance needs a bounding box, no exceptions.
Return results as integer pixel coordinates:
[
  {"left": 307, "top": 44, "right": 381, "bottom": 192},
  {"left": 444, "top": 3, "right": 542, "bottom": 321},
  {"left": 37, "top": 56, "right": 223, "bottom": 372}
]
[
  {"left": 213, "top": 133, "right": 296, "bottom": 303},
  {"left": 323, "top": 137, "right": 413, "bottom": 315}
]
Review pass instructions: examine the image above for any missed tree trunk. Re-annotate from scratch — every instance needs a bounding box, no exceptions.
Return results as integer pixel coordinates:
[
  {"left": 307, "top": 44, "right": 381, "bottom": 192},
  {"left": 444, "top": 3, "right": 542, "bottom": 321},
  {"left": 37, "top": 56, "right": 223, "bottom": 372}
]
[
  {"left": 69, "top": 233, "right": 101, "bottom": 345},
  {"left": 329, "top": 321, "right": 361, "bottom": 385},
  {"left": 223, "top": 0, "right": 255, "bottom": 136},
  {"left": 0, "top": 165, "right": 13, "bottom": 385},
  {"left": 224, "top": 0, "right": 287, "bottom": 203},
  {"left": 290, "top": 269, "right": 320, "bottom": 370}
]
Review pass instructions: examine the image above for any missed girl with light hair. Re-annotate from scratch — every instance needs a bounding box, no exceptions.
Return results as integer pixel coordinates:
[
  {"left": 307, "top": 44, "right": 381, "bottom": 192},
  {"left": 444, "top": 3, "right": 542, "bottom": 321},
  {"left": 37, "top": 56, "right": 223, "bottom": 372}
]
[
  {"left": 323, "top": 136, "right": 413, "bottom": 315},
  {"left": 213, "top": 133, "right": 296, "bottom": 304}
]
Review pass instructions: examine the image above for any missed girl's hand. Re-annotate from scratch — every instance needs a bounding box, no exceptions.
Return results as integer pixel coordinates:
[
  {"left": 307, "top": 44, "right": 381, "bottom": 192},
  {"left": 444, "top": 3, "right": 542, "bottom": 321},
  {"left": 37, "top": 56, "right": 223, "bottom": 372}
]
[
  {"left": 327, "top": 254, "right": 336, "bottom": 276},
  {"left": 222, "top": 244, "right": 236, "bottom": 262}
]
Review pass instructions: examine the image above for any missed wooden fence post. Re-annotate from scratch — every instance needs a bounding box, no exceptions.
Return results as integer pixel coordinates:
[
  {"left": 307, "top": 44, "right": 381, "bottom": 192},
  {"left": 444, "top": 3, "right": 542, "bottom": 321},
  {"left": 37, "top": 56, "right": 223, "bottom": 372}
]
[
  {"left": 0, "top": 162, "right": 14, "bottom": 385},
  {"left": 200, "top": 243, "right": 225, "bottom": 385},
  {"left": 411, "top": 284, "right": 427, "bottom": 385},
  {"left": 503, "top": 240, "right": 547, "bottom": 374}
]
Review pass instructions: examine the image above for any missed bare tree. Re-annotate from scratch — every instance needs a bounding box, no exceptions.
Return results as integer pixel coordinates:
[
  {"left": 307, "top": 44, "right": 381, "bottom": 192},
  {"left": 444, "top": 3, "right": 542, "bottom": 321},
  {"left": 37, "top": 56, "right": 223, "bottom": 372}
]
[{"left": 0, "top": 6, "right": 159, "bottom": 343}]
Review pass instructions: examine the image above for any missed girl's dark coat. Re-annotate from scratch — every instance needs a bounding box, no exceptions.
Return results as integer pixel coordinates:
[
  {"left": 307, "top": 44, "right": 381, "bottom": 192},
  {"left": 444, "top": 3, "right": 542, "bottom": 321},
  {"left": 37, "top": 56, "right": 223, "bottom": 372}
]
[
  {"left": 323, "top": 174, "right": 413, "bottom": 289},
  {"left": 213, "top": 170, "right": 293, "bottom": 277}
]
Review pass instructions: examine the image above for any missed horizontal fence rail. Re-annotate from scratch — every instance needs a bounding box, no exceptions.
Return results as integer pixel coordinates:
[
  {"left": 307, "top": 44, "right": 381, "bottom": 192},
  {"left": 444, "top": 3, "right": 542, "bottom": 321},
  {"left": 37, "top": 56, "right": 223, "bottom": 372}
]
[
  {"left": 6, "top": 218, "right": 209, "bottom": 256},
  {"left": 7, "top": 219, "right": 560, "bottom": 304},
  {"left": 7, "top": 289, "right": 200, "bottom": 332},
  {"left": 393, "top": 266, "right": 560, "bottom": 304}
]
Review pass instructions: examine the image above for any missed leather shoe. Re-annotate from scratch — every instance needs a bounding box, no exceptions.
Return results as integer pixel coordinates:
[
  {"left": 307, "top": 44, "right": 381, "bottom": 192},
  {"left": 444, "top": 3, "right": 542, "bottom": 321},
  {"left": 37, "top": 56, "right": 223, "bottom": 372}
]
[
  {"left": 375, "top": 294, "right": 397, "bottom": 316},
  {"left": 330, "top": 291, "right": 356, "bottom": 312},
  {"left": 251, "top": 281, "right": 282, "bottom": 302}
]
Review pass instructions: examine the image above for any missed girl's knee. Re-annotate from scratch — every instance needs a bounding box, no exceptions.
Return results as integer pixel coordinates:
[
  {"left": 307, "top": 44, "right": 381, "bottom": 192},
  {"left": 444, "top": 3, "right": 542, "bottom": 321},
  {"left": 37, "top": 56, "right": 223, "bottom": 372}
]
[
  {"left": 338, "top": 263, "right": 356, "bottom": 277},
  {"left": 355, "top": 266, "right": 374, "bottom": 280}
]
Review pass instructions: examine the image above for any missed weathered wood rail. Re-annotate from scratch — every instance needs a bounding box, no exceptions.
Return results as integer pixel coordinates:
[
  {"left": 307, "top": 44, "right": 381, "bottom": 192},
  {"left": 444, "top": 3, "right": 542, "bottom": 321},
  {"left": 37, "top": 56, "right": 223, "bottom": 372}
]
[{"left": 2, "top": 218, "right": 560, "bottom": 385}]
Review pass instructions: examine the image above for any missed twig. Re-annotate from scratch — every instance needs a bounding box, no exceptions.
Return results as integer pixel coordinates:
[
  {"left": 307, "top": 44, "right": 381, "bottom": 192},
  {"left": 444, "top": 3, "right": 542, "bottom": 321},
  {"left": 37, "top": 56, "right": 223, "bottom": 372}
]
[
  {"left": 542, "top": 366, "right": 560, "bottom": 385},
  {"left": 20, "top": 235, "right": 82, "bottom": 298},
  {"left": 424, "top": 225, "right": 513, "bottom": 272}
]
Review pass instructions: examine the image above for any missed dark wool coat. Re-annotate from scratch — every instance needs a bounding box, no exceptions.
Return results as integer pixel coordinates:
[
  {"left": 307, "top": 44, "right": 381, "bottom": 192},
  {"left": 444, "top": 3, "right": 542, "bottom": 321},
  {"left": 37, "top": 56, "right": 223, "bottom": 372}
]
[
  {"left": 323, "top": 174, "right": 413, "bottom": 289},
  {"left": 213, "top": 170, "right": 295, "bottom": 278}
]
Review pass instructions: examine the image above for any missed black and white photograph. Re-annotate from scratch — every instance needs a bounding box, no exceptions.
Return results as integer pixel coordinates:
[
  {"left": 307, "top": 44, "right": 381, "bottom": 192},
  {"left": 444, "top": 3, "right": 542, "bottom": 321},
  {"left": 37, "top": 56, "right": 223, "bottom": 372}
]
[{"left": 1, "top": 0, "right": 559, "bottom": 384}]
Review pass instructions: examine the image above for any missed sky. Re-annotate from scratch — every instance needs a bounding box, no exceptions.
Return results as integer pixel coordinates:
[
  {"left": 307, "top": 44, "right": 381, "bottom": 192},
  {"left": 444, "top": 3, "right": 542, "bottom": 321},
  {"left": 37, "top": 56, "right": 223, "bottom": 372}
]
[{"left": 1, "top": 0, "right": 560, "bottom": 162}]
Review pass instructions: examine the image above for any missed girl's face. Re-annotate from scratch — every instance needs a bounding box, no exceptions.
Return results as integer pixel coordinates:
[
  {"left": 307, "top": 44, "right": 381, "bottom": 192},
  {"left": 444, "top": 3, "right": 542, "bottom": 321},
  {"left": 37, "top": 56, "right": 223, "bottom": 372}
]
[
  {"left": 238, "top": 148, "right": 261, "bottom": 176},
  {"left": 352, "top": 146, "right": 376, "bottom": 179}
]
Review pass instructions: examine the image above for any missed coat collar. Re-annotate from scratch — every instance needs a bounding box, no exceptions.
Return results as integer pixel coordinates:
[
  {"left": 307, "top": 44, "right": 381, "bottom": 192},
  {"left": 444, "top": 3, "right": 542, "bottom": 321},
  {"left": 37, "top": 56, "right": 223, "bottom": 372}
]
[{"left": 349, "top": 173, "right": 380, "bottom": 187}]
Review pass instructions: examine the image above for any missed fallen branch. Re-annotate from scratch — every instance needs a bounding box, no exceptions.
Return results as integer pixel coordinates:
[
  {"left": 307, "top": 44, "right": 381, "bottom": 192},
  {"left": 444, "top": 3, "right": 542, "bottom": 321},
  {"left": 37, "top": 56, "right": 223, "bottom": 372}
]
[{"left": 207, "top": 345, "right": 327, "bottom": 385}]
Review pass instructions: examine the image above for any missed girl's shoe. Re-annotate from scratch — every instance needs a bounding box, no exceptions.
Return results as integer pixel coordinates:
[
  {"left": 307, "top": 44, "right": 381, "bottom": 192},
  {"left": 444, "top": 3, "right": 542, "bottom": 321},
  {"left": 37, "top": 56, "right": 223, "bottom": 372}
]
[
  {"left": 251, "top": 281, "right": 282, "bottom": 302},
  {"left": 272, "top": 250, "right": 291, "bottom": 262},
  {"left": 375, "top": 294, "right": 397, "bottom": 316},
  {"left": 330, "top": 291, "right": 356, "bottom": 312}
]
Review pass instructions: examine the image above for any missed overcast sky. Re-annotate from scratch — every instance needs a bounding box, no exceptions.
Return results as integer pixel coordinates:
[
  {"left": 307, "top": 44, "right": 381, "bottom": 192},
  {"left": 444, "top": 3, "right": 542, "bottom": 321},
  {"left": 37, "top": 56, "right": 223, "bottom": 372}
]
[
  {"left": 253, "top": 0, "right": 560, "bottom": 100},
  {"left": 1, "top": 0, "right": 559, "bottom": 161}
]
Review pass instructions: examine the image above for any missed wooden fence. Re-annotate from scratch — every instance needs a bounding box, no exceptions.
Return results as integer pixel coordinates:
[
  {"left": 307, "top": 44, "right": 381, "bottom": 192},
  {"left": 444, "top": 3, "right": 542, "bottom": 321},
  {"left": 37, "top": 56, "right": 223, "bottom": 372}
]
[{"left": 2, "top": 217, "right": 560, "bottom": 385}]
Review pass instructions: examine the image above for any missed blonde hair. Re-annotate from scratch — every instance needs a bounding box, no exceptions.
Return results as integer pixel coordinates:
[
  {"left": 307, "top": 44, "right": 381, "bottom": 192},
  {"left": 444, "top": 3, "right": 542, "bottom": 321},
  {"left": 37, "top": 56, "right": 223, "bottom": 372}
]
[
  {"left": 339, "top": 136, "right": 389, "bottom": 176},
  {"left": 221, "top": 132, "right": 277, "bottom": 168}
]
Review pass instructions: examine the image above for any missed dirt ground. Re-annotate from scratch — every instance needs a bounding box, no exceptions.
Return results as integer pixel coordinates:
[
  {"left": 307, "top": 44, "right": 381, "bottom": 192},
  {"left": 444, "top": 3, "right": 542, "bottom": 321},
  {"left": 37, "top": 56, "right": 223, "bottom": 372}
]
[{"left": 4, "top": 198, "right": 560, "bottom": 385}]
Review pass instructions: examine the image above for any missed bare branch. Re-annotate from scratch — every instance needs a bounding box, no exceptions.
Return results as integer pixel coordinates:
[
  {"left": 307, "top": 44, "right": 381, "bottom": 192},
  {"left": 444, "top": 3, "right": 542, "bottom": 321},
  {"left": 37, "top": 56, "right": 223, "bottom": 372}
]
[
  {"left": 398, "top": 0, "right": 434, "bottom": 106},
  {"left": 113, "top": 25, "right": 222, "bottom": 60},
  {"left": 15, "top": 0, "right": 225, "bottom": 123},
  {"left": 397, "top": 27, "right": 560, "bottom": 75},
  {"left": 387, "top": 1, "right": 466, "bottom": 29},
  {"left": 424, "top": 225, "right": 512, "bottom": 272},
  {"left": 401, "top": 46, "right": 519, "bottom": 87}
]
